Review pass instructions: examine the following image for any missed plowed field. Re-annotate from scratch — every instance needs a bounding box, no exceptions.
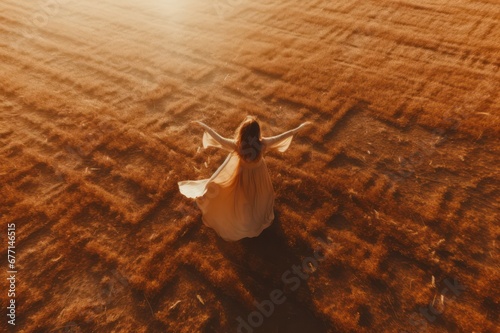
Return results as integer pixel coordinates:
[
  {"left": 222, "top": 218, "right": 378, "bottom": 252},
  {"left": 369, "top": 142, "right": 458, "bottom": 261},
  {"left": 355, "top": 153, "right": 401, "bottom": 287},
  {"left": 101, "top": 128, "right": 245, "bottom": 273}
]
[{"left": 0, "top": 0, "right": 499, "bottom": 332}]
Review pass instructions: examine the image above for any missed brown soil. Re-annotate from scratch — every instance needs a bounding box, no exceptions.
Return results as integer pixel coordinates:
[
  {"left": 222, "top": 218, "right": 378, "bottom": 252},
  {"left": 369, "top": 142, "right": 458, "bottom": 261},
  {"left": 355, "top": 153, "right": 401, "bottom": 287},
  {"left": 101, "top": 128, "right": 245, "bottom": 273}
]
[{"left": 0, "top": 0, "right": 499, "bottom": 332}]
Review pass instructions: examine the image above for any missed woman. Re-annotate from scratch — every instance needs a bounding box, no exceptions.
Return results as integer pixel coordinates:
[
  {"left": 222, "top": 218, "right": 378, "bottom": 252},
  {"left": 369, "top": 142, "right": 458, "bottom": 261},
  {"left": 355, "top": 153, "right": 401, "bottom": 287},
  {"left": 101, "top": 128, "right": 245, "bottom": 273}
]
[{"left": 178, "top": 116, "right": 311, "bottom": 241}]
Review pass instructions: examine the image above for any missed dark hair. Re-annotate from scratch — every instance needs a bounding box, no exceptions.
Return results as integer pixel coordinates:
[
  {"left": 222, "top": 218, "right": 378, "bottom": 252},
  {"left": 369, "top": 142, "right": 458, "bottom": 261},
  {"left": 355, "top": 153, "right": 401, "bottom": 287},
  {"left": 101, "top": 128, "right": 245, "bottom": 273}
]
[{"left": 235, "top": 116, "right": 262, "bottom": 162}]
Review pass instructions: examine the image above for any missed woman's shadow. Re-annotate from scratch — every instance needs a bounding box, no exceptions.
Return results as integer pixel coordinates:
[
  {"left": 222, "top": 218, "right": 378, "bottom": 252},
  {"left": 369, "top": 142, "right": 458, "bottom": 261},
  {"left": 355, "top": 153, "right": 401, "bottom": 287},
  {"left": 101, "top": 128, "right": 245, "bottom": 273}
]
[{"left": 216, "top": 209, "right": 329, "bottom": 333}]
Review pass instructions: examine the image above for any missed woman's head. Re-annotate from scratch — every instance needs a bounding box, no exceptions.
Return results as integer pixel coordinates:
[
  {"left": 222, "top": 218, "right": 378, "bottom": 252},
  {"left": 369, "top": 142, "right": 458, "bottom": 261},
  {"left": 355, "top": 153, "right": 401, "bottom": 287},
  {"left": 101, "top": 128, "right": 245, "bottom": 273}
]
[{"left": 236, "top": 116, "right": 262, "bottom": 162}]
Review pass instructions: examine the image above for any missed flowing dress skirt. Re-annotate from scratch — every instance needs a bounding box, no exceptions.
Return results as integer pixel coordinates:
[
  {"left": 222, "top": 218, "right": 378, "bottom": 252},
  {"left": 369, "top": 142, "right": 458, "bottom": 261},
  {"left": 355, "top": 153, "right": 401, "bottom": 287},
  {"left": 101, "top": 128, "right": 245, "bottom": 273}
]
[{"left": 178, "top": 152, "right": 274, "bottom": 241}]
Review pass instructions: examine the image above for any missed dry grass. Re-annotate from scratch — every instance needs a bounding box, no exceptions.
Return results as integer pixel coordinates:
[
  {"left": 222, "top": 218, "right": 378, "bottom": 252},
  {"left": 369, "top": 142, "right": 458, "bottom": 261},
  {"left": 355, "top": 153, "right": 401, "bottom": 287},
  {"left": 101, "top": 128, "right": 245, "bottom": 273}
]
[{"left": 0, "top": 0, "right": 499, "bottom": 332}]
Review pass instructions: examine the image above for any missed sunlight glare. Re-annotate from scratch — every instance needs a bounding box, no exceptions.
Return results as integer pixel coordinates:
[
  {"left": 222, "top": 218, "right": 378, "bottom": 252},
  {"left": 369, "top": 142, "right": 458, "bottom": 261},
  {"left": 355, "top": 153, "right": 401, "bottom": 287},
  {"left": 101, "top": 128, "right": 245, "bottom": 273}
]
[{"left": 154, "top": 0, "right": 187, "bottom": 16}]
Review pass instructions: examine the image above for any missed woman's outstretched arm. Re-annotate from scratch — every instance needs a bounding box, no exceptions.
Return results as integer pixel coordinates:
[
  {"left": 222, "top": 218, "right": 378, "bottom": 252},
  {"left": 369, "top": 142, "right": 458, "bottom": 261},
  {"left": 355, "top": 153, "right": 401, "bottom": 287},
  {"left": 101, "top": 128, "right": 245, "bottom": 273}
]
[
  {"left": 192, "top": 121, "right": 236, "bottom": 151},
  {"left": 262, "top": 122, "right": 311, "bottom": 152}
]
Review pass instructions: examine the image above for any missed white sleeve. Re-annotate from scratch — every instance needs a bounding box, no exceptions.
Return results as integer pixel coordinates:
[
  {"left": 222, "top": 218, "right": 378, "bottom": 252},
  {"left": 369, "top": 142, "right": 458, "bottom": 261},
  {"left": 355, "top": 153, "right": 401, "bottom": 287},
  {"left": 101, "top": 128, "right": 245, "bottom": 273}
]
[
  {"left": 262, "top": 122, "right": 310, "bottom": 152},
  {"left": 196, "top": 121, "right": 236, "bottom": 152}
]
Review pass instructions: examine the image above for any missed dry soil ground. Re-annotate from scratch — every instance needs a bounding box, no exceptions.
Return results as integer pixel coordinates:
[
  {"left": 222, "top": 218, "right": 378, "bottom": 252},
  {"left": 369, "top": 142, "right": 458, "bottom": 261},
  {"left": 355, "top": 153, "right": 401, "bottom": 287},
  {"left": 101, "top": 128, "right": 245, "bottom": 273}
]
[{"left": 0, "top": 0, "right": 499, "bottom": 332}]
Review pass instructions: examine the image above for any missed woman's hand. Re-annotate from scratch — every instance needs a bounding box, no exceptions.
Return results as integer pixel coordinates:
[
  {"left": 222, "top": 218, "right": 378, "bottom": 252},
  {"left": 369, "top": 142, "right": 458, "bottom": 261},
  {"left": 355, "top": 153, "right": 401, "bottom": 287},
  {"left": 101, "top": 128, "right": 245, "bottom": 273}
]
[
  {"left": 299, "top": 121, "right": 313, "bottom": 129},
  {"left": 191, "top": 121, "right": 209, "bottom": 129}
]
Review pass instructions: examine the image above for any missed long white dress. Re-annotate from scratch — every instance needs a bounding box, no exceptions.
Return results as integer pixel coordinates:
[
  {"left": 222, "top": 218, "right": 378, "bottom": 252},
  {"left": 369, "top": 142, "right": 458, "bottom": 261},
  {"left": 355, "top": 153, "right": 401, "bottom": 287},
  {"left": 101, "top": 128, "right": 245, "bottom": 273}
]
[{"left": 178, "top": 121, "right": 309, "bottom": 241}]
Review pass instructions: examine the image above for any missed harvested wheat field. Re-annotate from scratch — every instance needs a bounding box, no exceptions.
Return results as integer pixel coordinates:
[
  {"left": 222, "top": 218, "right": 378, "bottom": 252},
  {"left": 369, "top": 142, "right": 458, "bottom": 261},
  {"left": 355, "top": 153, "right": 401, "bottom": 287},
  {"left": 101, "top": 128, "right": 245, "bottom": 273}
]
[{"left": 1, "top": 0, "right": 499, "bottom": 332}]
